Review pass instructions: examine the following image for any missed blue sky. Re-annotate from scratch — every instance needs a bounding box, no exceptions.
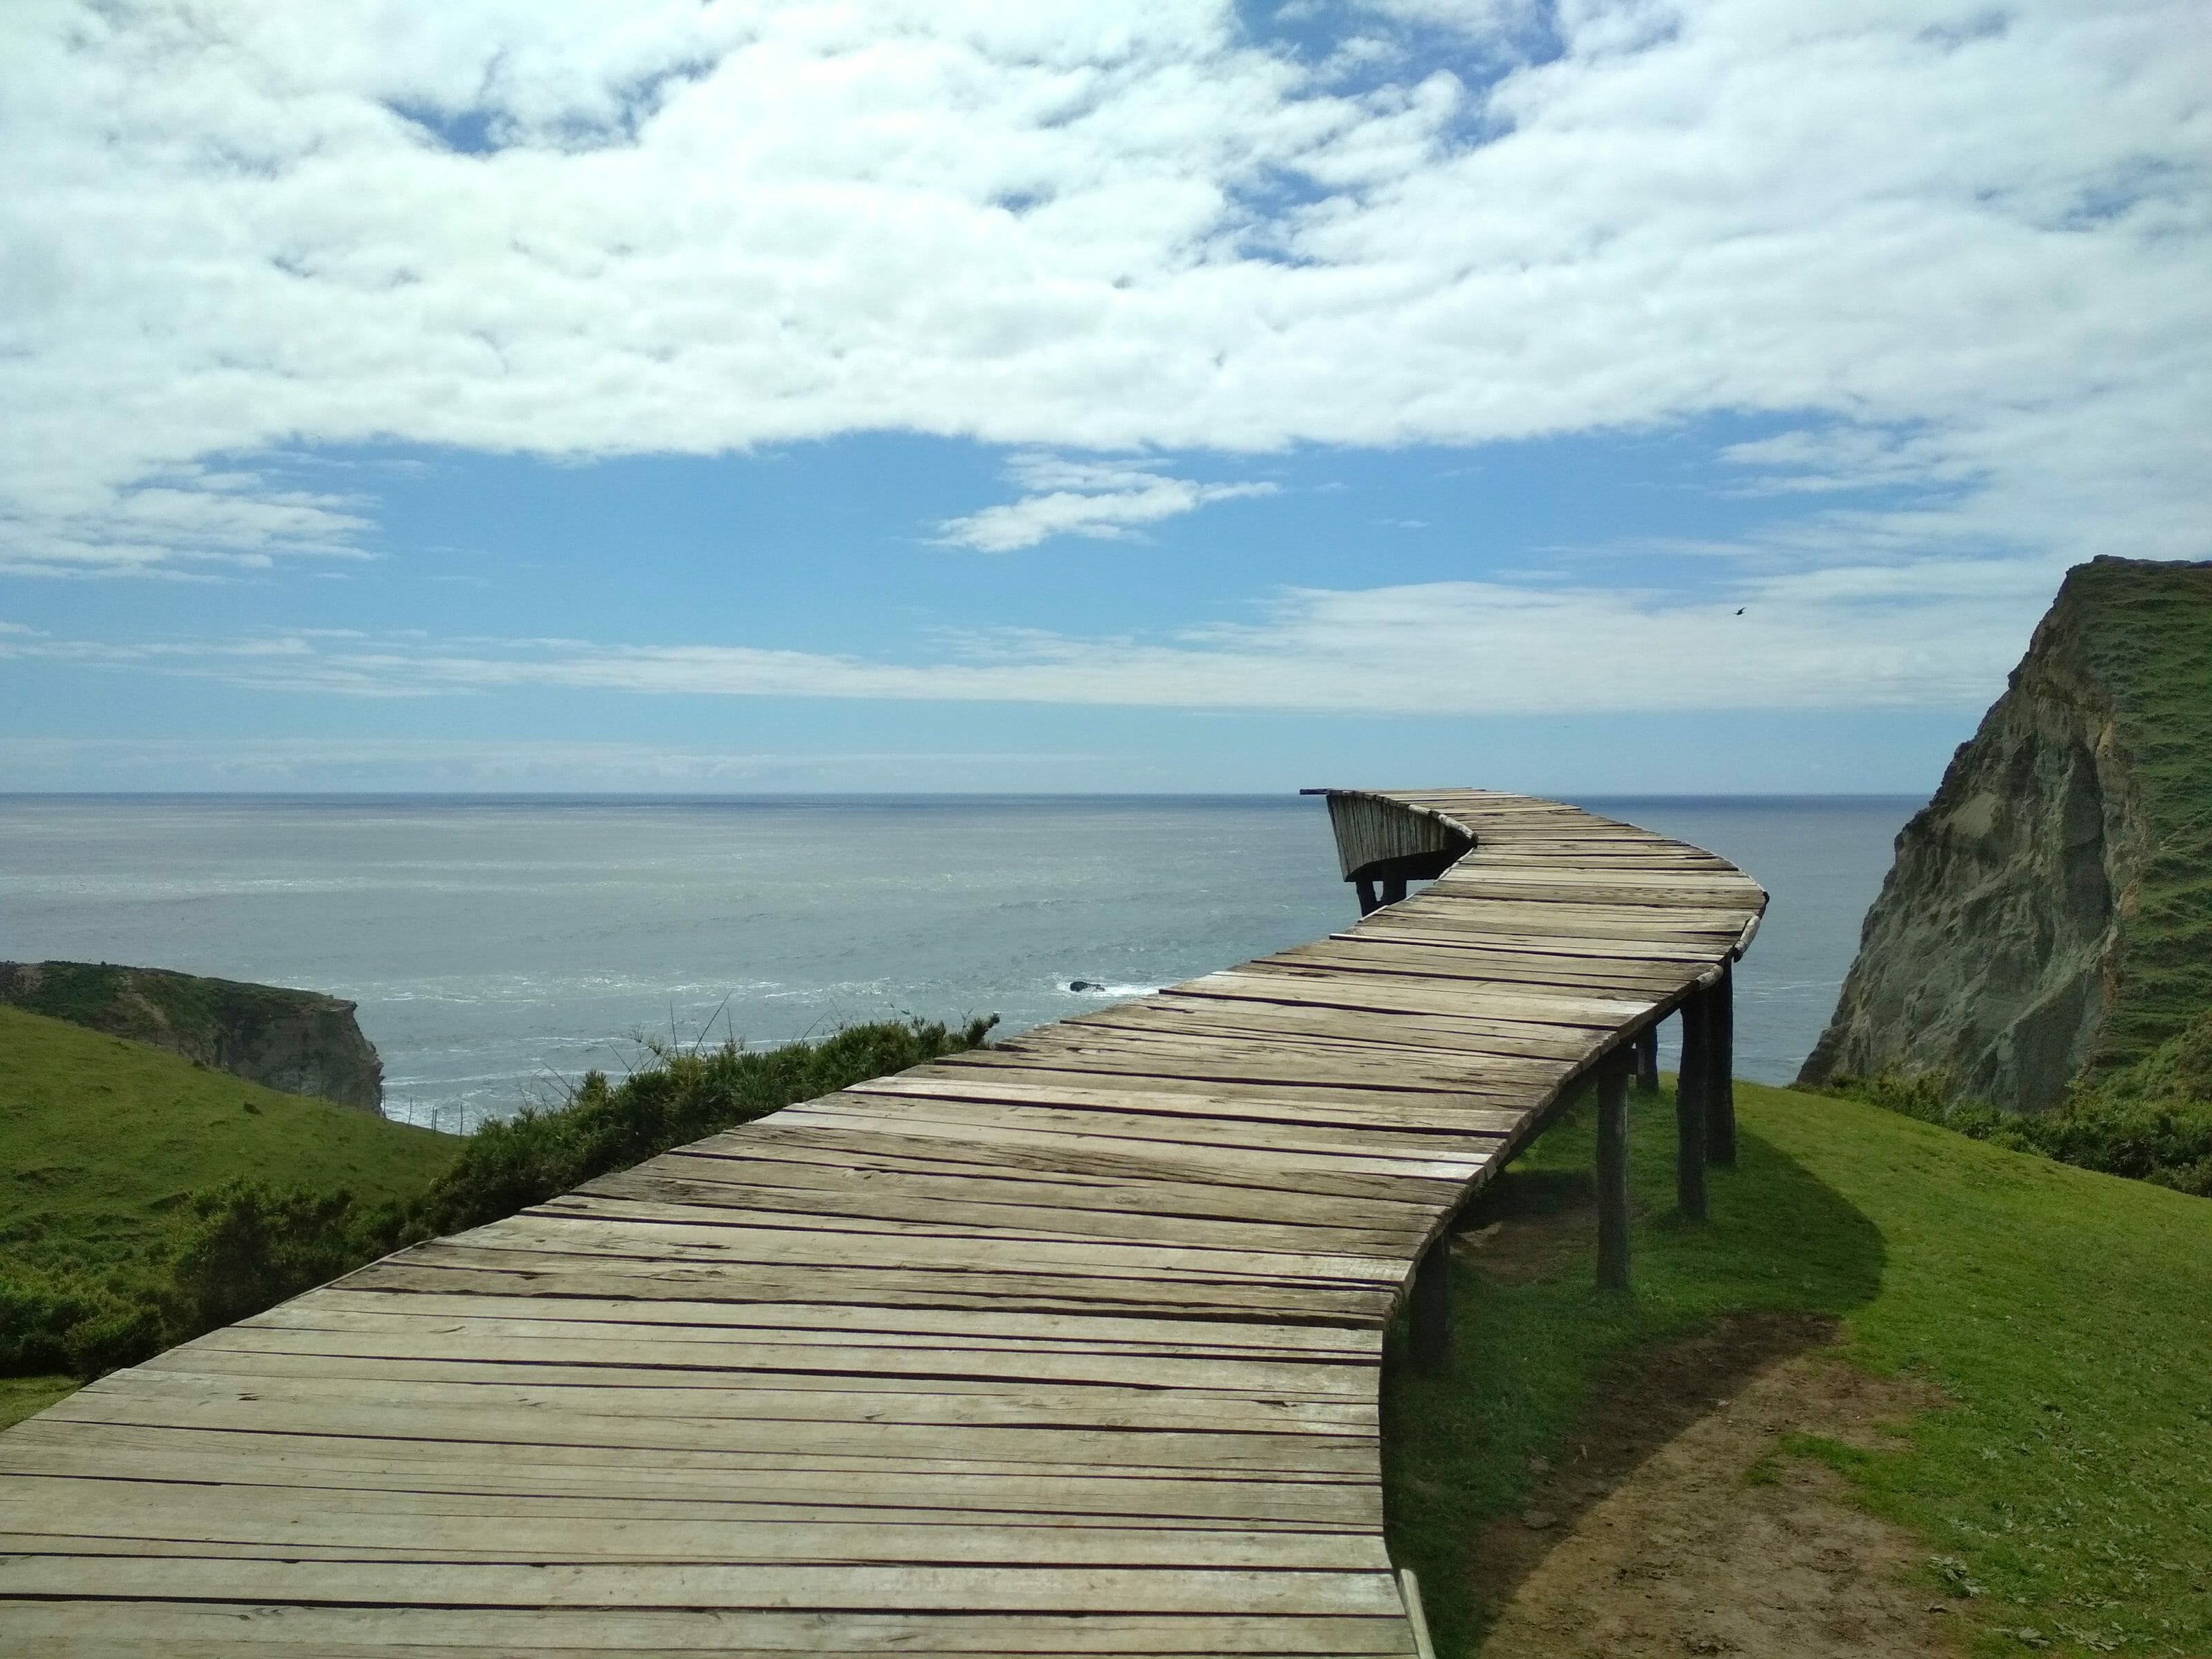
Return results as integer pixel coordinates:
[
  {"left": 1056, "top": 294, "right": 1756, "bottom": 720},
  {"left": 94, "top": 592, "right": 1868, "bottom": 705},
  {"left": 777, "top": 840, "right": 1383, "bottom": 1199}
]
[{"left": 1, "top": 1, "right": 2205, "bottom": 793}]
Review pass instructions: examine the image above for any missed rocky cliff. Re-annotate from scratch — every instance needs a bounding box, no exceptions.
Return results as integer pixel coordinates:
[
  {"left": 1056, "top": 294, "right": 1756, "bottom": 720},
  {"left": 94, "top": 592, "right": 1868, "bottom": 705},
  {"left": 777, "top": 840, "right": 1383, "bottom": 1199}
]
[
  {"left": 0, "top": 961, "right": 385, "bottom": 1114},
  {"left": 1799, "top": 557, "right": 2212, "bottom": 1112}
]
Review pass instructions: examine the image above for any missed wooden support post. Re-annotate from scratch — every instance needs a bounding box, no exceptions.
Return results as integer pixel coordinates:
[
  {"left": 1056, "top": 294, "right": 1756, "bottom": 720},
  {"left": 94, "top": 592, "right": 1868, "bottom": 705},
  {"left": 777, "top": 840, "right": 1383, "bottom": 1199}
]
[
  {"left": 1595, "top": 1053, "right": 1631, "bottom": 1293},
  {"left": 1408, "top": 1240, "right": 1452, "bottom": 1371},
  {"left": 1355, "top": 876, "right": 1381, "bottom": 917},
  {"left": 1678, "top": 986, "right": 1710, "bottom": 1143},
  {"left": 1635, "top": 1024, "right": 1659, "bottom": 1094},
  {"left": 1708, "top": 959, "right": 1737, "bottom": 1168},
  {"left": 1675, "top": 1024, "right": 1708, "bottom": 1221},
  {"left": 1381, "top": 873, "right": 1408, "bottom": 906}
]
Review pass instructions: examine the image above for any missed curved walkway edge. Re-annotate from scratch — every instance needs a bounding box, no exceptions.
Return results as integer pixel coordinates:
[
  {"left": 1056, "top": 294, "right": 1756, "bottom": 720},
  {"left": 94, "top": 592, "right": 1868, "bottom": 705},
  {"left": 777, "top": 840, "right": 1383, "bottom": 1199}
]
[{"left": 0, "top": 789, "right": 1766, "bottom": 1657}]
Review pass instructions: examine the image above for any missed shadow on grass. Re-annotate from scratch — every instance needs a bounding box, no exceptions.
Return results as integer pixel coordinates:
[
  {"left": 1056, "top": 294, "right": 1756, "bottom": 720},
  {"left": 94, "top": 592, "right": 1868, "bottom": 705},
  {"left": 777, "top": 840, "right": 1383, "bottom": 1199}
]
[{"left": 1379, "top": 1103, "right": 1887, "bottom": 1656}]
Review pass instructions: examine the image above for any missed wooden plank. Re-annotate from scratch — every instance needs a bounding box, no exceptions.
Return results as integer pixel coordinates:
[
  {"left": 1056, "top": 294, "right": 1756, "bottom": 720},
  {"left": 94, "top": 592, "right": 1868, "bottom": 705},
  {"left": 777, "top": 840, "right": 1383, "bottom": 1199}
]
[
  {"left": 0, "top": 1502, "right": 1394, "bottom": 1572},
  {"left": 1342, "top": 920, "right": 1727, "bottom": 962},
  {"left": 1379, "top": 895, "right": 1750, "bottom": 938},
  {"left": 987, "top": 1029, "right": 1527, "bottom": 1096},
  {"left": 120, "top": 1357, "right": 1381, "bottom": 1438},
  {"left": 449, "top": 1210, "right": 1412, "bottom": 1289},
  {"left": 773, "top": 1091, "right": 1510, "bottom": 1170},
  {"left": 579, "top": 1165, "right": 1428, "bottom": 1258},
  {"left": 44, "top": 1389, "right": 1382, "bottom": 1478},
  {"left": 1199, "top": 963, "right": 1651, "bottom": 1024},
  {"left": 0, "top": 1472, "right": 1359, "bottom": 1534},
  {"left": 1060, "top": 1002, "right": 1591, "bottom": 1071},
  {"left": 849, "top": 1072, "right": 1526, "bottom": 1135},
  {"left": 0, "top": 1431, "right": 1382, "bottom": 1524},
  {"left": 739, "top": 1107, "right": 1490, "bottom": 1187},
  {"left": 1170, "top": 970, "right": 1628, "bottom": 1036},
  {"left": 699, "top": 1118, "right": 1468, "bottom": 1206},
  {"left": 1133, "top": 991, "right": 1600, "bottom": 1054},
  {"left": 340, "top": 1256, "right": 1398, "bottom": 1324},
  {"left": 0, "top": 1600, "right": 1422, "bottom": 1655},
  {"left": 610, "top": 1149, "right": 1438, "bottom": 1235},
  {"left": 165, "top": 1328, "right": 1380, "bottom": 1403},
  {"left": 255, "top": 1291, "right": 1385, "bottom": 1356},
  {"left": 0, "top": 1557, "right": 1415, "bottom": 1616},
  {"left": 1298, "top": 938, "right": 1691, "bottom": 989}
]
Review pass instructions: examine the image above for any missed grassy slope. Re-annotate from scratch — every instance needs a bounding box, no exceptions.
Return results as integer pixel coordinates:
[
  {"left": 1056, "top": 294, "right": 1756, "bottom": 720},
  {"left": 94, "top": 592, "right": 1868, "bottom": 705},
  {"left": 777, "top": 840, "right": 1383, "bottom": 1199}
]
[
  {"left": 1384, "top": 1079, "right": 2212, "bottom": 1658},
  {"left": 2073, "top": 557, "right": 2212, "bottom": 1071},
  {"left": 0, "top": 1004, "right": 458, "bottom": 1275}
]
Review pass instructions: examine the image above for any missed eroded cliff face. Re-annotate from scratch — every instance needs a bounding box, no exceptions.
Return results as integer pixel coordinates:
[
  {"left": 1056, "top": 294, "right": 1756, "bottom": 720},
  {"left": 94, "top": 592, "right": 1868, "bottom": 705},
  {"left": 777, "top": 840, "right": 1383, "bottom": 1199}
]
[
  {"left": 1799, "top": 574, "right": 2152, "bottom": 1112},
  {"left": 0, "top": 962, "right": 385, "bottom": 1114}
]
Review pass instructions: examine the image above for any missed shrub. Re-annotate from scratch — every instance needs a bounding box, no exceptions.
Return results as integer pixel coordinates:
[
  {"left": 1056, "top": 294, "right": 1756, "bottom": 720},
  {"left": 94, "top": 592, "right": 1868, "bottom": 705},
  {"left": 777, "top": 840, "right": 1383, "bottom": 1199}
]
[
  {"left": 0, "top": 1262, "right": 162, "bottom": 1376},
  {"left": 413, "top": 1015, "right": 996, "bottom": 1237},
  {"left": 162, "top": 1180, "right": 374, "bottom": 1335},
  {"left": 1832, "top": 1020, "right": 2212, "bottom": 1198}
]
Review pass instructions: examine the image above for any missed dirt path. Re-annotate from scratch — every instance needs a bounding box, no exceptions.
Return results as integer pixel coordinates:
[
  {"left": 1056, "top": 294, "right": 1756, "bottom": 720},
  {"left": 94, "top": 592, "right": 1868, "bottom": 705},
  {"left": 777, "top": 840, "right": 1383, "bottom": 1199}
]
[{"left": 1456, "top": 1198, "right": 1958, "bottom": 1658}]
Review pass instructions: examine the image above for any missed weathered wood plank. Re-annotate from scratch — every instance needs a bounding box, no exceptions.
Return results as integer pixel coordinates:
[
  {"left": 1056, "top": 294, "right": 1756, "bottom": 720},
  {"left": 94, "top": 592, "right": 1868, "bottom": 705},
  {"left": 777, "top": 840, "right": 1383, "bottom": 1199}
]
[
  {"left": 0, "top": 1600, "right": 1423, "bottom": 1655},
  {"left": 0, "top": 1556, "right": 1415, "bottom": 1615}
]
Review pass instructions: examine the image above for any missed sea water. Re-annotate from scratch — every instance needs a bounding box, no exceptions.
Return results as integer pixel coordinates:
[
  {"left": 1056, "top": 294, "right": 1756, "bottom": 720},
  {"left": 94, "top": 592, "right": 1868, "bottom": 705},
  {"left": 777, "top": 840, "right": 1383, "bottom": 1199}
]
[{"left": 0, "top": 794, "right": 1914, "bottom": 1130}]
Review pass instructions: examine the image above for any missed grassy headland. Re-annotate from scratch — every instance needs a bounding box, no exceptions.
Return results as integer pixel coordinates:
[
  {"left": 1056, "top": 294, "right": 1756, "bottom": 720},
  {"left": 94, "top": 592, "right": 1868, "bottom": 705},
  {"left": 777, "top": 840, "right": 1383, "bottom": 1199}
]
[
  {"left": 0, "top": 1004, "right": 459, "bottom": 1401},
  {"left": 0, "top": 1003, "right": 454, "bottom": 1275},
  {"left": 1383, "top": 1078, "right": 2212, "bottom": 1658},
  {"left": 2070, "top": 557, "right": 2212, "bottom": 1072}
]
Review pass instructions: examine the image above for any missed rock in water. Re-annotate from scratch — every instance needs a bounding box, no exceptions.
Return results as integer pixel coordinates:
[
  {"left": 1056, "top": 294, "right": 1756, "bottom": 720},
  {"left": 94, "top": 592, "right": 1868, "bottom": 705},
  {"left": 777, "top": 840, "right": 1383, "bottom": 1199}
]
[
  {"left": 1799, "top": 557, "right": 2212, "bottom": 1112},
  {"left": 0, "top": 960, "right": 386, "bottom": 1114}
]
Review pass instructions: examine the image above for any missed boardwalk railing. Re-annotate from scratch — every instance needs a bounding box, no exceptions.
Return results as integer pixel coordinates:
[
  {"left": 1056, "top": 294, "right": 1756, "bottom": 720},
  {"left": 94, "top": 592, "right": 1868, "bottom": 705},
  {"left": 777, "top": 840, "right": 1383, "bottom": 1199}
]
[{"left": 0, "top": 789, "right": 1765, "bottom": 1658}]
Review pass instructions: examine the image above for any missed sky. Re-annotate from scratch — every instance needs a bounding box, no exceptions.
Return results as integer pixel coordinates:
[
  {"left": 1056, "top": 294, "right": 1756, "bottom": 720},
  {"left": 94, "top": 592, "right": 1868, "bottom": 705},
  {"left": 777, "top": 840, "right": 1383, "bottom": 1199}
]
[{"left": 1, "top": 0, "right": 2205, "bottom": 794}]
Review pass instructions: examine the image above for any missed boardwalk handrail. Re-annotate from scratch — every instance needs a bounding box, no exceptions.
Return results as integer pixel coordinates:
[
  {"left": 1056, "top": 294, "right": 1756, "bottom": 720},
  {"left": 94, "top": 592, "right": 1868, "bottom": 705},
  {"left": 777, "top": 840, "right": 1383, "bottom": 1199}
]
[{"left": 0, "top": 788, "right": 1766, "bottom": 1656}]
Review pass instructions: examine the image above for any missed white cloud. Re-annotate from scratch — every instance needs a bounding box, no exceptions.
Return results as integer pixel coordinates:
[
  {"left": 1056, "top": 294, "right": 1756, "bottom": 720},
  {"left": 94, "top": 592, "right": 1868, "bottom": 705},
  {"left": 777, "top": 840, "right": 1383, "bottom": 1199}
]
[
  {"left": 936, "top": 454, "right": 1278, "bottom": 550},
  {"left": 0, "top": 735, "right": 1099, "bottom": 793},
  {"left": 2, "top": 547, "right": 2045, "bottom": 713},
  {"left": 0, "top": 0, "right": 2203, "bottom": 703}
]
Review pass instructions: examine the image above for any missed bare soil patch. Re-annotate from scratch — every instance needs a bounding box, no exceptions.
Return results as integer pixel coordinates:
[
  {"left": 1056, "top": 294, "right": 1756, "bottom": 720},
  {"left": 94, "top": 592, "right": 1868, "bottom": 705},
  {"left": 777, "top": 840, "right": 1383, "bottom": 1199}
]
[{"left": 1456, "top": 1185, "right": 1956, "bottom": 1658}]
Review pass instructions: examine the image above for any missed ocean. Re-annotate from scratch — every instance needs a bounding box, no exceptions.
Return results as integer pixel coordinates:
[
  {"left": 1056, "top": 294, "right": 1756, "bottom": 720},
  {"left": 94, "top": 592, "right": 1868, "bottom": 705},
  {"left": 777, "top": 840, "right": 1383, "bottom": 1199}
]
[{"left": 0, "top": 794, "right": 1915, "bottom": 1131}]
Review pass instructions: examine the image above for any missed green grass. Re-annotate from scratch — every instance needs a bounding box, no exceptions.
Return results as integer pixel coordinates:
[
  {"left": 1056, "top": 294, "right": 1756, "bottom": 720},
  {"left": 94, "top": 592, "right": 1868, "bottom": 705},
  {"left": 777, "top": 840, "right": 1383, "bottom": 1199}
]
[
  {"left": 2068, "top": 557, "right": 2212, "bottom": 1072},
  {"left": 0, "top": 1375, "right": 80, "bottom": 1432},
  {"left": 1835, "top": 1004, "right": 2212, "bottom": 1195},
  {"left": 1383, "top": 1078, "right": 2212, "bottom": 1658},
  {"left": 0, "top": 1003, "right": 458, "bottom": 1275}
]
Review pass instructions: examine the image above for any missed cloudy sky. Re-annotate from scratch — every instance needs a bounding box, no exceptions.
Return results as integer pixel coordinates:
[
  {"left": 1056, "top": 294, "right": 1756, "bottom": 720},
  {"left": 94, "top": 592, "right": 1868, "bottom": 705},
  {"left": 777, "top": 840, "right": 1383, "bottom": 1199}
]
[{"left": 1, "top": 0, "right": 2204, "bottom": 792}]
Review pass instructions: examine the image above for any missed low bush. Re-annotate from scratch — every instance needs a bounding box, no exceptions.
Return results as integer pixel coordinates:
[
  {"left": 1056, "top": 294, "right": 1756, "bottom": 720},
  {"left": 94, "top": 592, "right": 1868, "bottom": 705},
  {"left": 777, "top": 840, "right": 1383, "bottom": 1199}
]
[
  {"left": 1830, "top": 1009, "right": 2212, "bottom": 1197},
  {"left": 0, "top": 1261, "right": 162, "bottom": 1377},
  {"left": 413, "top": 1015, "right": 997, "bottom": 1237}
]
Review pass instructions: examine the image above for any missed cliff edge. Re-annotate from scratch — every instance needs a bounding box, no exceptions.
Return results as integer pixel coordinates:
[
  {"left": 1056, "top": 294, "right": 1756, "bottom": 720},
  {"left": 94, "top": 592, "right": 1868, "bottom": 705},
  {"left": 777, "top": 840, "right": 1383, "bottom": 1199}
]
[
  {"left": 1799, "top": 557, "right": 2212, "bottom": 1112},
  {"left": 0, "top": 961, "right": 385, "bottom": 1115}
]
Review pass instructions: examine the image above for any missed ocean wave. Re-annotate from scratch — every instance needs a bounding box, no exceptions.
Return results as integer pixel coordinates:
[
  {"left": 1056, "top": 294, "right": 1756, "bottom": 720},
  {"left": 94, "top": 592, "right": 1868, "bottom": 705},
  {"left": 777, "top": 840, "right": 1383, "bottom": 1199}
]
[{"left": 1058, "top": 981, "right": 1162, "bottom": 1000}]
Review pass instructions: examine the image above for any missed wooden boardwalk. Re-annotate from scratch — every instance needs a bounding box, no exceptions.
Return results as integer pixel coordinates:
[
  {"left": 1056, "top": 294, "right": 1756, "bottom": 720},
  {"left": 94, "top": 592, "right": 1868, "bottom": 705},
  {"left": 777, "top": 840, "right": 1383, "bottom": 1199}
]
[{"left": 0, "top": 789, "right": 1765, "bottom": 1657}]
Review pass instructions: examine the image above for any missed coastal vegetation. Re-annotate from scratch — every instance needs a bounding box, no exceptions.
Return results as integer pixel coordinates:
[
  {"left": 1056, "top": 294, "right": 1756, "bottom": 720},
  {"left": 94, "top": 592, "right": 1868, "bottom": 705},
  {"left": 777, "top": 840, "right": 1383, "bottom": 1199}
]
[
  {"left": 1384, "top": 1079, "right": 2212, "bottom": 1658},
  {"left": 0, "top": 1004, "right": 993, "bottom": 1420},
  {"left": 1829, "top": 1008, "right": 2212, "bottom": 1197},
  {"left": 2069, "top": 558, "right": 2212, "bottom": 1071},
  {"left": 0, "top": 959, "right": 386, "bottom": 1112},
  {"left": 0, "top": 1003, "right": 456, "bottom": 1406}
]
